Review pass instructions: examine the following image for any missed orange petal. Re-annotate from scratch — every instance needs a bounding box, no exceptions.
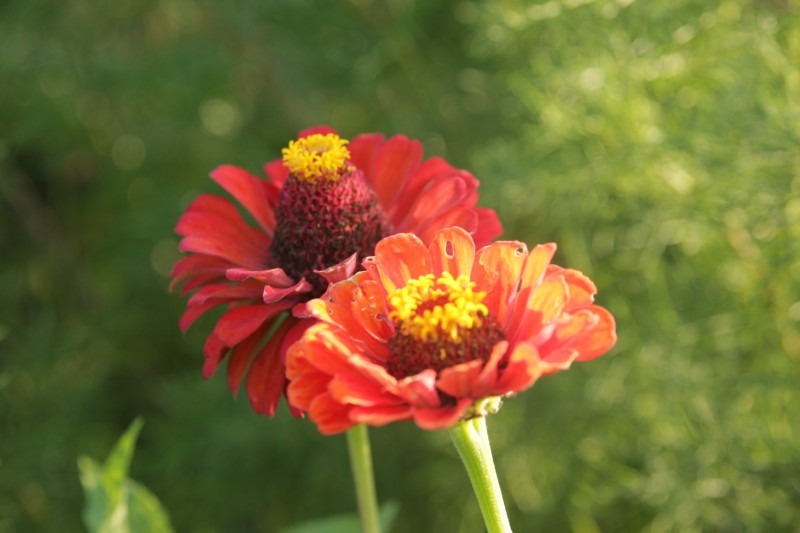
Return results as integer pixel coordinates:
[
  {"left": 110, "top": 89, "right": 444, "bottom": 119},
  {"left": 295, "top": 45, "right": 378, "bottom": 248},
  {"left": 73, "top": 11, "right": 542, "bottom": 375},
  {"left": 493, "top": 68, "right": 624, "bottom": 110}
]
[
  {"left": 506, "top": 243, "right": 557, "bottom": 341},
  {"left": 412, "top": 398, "right": 473, "bottom": 430},
  {"left": 428, "top": 227, "right": 476, "bottom": 278},
  {"left": 493, "top": 342, "right": 542, "bottom": 394},
  {"left": 373, "top": 233, "right": 431, "bottom": 293},
  {"left": 391, "top": 370, "right": 441, "bottom": 408},
  {"left": 573, "top": 306, "right": 617, "bottom": 361},
  {"left": 309, "top": 392, "right": 354, "bottom": 435},
  {"left": 329, "top": 373, "right": 403, "bottom": 407},
  {"left": 472, "top": 241, "right": 527, "bottom": 326},
  {"left": 436, "top": 359, "right": 484, "bottom": 399},
  {"left": 557, "top": 267, "right": 598, "bottom": 312},
  {"left": 349, "top": 405, "right": 414, "bottom": 427},
  {"left": 529, "top": 275, "right": 568, "bottom": 324},
  {"left": 287, "top": 367, "right": 330, "bottom": 412}
]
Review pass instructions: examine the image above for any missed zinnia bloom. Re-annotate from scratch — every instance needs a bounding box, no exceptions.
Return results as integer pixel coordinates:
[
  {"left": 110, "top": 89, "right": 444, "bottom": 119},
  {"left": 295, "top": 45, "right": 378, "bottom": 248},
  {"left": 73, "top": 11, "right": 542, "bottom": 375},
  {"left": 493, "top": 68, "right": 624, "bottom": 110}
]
[
  {"left": 171, "top": 127, "right": 502, "bottom": 416},
  {"left": 286, "top": 226, "right": 616, "bottom": 433}
]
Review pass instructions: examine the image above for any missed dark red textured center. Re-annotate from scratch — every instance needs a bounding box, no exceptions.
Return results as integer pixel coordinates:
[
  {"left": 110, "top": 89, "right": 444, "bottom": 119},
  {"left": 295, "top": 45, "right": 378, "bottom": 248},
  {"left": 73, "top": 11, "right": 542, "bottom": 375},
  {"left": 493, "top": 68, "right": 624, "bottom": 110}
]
[
  {"left": 385, "top": 316, "right": 506, "bottom": 380},
  {"left": 269, "top": 169, "right": 391, "bottom": 295}
]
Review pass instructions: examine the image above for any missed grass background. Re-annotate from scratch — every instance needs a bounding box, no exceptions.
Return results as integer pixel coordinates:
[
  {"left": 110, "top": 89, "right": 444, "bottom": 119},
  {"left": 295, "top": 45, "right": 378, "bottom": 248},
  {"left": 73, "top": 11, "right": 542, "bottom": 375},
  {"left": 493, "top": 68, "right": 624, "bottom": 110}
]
[{"left": 2, "top": 0, "right": 799, "bottom": 531}]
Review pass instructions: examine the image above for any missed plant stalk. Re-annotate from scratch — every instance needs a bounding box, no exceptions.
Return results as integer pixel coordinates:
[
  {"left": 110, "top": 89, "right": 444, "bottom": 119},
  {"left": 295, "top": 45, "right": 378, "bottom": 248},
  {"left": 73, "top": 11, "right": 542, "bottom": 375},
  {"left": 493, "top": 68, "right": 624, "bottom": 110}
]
[
  {"left": 449, "top": 416, "right": 512, "bottom": 533},
  {"left": 346, "top": 424, "right": 381, "bottom": 533}
]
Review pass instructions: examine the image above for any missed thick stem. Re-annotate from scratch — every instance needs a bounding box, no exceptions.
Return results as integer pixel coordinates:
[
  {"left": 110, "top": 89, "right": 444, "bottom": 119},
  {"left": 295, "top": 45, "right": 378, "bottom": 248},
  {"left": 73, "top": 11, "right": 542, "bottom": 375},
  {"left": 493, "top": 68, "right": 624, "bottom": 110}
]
[
  {"left": 346, "top": 424, "right": 381, "bottom": 533},
  {"left": 449, "top": 417, "right": 512, "bottom": 533}
]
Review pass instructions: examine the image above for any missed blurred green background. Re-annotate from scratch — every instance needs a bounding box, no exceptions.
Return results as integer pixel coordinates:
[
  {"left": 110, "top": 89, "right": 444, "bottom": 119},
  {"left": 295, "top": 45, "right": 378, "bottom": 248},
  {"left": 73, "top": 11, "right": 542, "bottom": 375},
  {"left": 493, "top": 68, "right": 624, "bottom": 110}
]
[{"left": 2, "top": 0, "right": 799, "bottom": 531}]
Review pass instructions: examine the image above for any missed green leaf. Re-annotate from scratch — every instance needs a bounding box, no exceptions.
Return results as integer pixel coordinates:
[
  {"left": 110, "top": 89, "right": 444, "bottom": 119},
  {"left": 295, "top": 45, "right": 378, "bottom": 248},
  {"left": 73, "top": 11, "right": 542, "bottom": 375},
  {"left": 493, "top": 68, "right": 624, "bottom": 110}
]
[
  {"left": 78, "top": 418, "right": 173, "bottom": 533},
  {"left": 277, "top": 501, "right": 399, "bottom": 533}
]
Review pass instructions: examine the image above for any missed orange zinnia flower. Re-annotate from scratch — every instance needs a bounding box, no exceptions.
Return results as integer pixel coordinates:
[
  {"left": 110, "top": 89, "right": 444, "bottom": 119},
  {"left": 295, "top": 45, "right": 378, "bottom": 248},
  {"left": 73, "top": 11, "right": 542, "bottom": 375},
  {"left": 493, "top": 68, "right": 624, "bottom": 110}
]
[
  {"left": 286, "top": 227, "right": 616, "bottom": 433},
  {"left": 171, "top": 127, "right": 502, "bottom": 416}
]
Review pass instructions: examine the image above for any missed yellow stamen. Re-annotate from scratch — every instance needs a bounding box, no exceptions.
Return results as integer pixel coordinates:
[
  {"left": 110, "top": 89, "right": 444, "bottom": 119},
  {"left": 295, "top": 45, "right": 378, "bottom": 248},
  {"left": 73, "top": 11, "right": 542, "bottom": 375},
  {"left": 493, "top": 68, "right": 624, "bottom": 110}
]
[
  {"left": 281, "top": 133, "right": 350, "bottom": 181},
  {"left": 388, "top": 272, "right": 489, "bottom": 343}
]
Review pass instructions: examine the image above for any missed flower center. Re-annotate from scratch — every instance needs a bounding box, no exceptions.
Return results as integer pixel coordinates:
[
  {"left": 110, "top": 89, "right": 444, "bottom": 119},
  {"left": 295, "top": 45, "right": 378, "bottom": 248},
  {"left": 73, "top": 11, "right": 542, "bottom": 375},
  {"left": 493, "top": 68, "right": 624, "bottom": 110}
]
[
  {"left": 269, "top": 134, "right": 391, "bottom": 295},
  {"left": 386, "top": 273, "right": 506, "bottom": 379},
  {"left": 281, "top": 133, "right": 350, "bottom": 182}
]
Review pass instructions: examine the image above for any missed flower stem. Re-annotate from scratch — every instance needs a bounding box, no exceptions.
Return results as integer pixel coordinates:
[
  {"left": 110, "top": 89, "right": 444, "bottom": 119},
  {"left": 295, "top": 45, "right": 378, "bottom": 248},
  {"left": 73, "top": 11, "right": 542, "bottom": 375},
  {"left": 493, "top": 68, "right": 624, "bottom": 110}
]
[
  {"left": 346, "top": 424, "right": 381, "bottom": 533},
  {"left": 449, "top": 416, "right": 512, "bottom": 533}
]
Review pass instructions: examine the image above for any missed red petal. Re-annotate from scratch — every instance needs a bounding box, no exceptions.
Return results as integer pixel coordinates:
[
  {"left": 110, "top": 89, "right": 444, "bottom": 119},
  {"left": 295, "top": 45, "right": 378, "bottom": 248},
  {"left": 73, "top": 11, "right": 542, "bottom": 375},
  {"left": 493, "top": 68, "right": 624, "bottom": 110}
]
[
  {"left": 170, "top": 254, "right": 231, "bottom": 291},
  {"left": 428, "top": 227, "right": 476, "bottom": 279},
  {"left": 210, "top": 165, "right": 275, "bottom": 234},
  {"left": 348, "top": 133, "right": 385, "bottom": 188},
  {"left": 263, "top": 159, "right": 289, "bottom": 189},
  {"left": 213, "top": 303, "right": 292, "bottom": 348},
  {"left": 368, "top": 135, "right": 422, "bottom": 208},
  {"left": 299, "top": 125, "right": 338, "bottom": 138},
  {"left": 400, "top": 175, "right": 471, "bottom": 224},
  {"left": 187, "top": 283, "right": 262, "bottom": 307},
  {"left": 471, "top": 207, "right": 504, "bottom": 248},
  {"left": 245, "top": 320, "right": 290, "bottom": 416},
  {"left": 408, "top": 208, "right": 478, "bottom": 245},
  {"left": 226, "top": 319, "right": 277, "bottom": 396},
  {"left": 202, "top": 332, "right": 228, "bottom": 378},
  {"left": 389, "top": 158, "right": 466, "bottom": 222},
  {"left": 411, "top": 398, "right": 473, "bottom": 430},
  {"left": 179, "top": 299, "right": 221, "bottom": 332},
  {"left": 176, "top": 195, "right": 270, "bottom": 259},
  {"left": 279, "top": 317, "right": 313, "bottom": 364}
]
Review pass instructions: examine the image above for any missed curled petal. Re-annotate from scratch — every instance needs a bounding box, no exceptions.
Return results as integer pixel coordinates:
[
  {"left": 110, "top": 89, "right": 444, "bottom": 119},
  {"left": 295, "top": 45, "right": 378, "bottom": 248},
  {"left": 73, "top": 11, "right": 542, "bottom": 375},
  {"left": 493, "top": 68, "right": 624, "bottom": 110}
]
[
  {"left": 315, "top": 252, "right": 359, "bottom": 286},
  {"left": 226, "top": 267, "right": 295, "bottom": 287},
  {"left": 263, "top": 278, "right": 313, "bottom": 303}
]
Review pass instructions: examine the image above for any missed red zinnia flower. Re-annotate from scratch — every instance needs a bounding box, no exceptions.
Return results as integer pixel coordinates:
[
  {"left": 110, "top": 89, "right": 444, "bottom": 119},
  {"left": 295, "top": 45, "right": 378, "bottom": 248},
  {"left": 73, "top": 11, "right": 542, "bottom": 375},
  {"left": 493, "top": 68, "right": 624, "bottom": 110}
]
[
  {"left": 286, "top": 226, "right": 616, "bottom": 434},
  {"left": 171, "top": 127, "right": 502, "bottom": 416}
]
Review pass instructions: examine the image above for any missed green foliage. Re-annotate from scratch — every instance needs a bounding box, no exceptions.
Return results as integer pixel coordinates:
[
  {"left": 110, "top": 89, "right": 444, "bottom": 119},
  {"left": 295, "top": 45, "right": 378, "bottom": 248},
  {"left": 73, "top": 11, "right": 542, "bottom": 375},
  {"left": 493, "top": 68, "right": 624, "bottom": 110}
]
[
  {"left": 278, "top": 501, "right": 399, "bottom": 533},
  {"left": 2, "top": 0, "right": 799, "bottom": 532},
  {"left": 78, "top": 419, "right": 173, "bottom": 533}
]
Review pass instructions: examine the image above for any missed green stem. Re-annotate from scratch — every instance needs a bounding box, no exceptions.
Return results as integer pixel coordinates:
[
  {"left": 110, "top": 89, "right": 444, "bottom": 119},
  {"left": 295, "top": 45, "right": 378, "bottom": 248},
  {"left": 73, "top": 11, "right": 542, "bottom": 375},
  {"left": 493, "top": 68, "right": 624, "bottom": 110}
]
[
  {"left": 346, "top": 424, "right": 381, "bottom": 533},
  {"left": 449, "top": 416, "right": 512, "bottom": 533}
]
